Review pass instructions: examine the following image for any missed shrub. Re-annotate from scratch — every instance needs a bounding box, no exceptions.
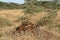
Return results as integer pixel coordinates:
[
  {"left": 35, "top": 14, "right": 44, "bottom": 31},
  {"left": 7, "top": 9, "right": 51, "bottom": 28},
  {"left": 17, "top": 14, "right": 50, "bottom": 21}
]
[
  {"left": 56, "top": 4, "right": 60, "bottom": 10},
  {"left": 47, "top": 9, "right": 57, "bottom": 18},
  {"left": 36, "top": 9, "right": 57, "bottom": 26},
  {"left": 24, "top": 4, "right": 42, "bottom": 15},
  {"left": 36, "top": 16, "right": 52, "bottom": 26}
]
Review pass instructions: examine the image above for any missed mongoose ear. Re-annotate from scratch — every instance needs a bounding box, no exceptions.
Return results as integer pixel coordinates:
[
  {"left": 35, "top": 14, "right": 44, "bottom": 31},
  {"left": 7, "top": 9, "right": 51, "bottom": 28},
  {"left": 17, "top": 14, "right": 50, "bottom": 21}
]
[{"left": 16, "top": 27, "right": 19, "bottom": 31}]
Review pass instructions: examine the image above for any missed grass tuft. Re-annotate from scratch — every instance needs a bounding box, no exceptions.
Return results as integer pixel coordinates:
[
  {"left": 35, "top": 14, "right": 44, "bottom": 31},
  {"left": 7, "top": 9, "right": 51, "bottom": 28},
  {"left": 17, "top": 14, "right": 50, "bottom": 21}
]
[{"left": 0, "top": 16, "right": 12, "bottom": 27}]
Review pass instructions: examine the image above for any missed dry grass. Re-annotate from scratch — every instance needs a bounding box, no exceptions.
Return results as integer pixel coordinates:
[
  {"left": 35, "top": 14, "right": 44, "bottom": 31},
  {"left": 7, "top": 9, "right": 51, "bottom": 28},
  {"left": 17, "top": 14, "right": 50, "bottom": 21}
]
[{"left": 0, "top": 9, "right": 60, "bottom": 40}]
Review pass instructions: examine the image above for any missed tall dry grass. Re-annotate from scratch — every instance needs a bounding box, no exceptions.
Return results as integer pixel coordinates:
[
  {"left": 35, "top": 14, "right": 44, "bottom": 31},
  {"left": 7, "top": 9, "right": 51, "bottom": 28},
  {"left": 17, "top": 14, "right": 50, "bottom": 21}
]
[{"left": 0, "top": 9, "right": 60, "bottom": 40}]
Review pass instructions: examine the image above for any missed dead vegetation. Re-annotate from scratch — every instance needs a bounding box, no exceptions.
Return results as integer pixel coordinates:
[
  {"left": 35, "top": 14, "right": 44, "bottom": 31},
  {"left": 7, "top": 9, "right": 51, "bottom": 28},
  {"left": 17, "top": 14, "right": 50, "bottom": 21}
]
[
  {"left": 0, "top": 9, "right": 60, "bottom": 40},
  {"left": 0, "top": 1, "right": 60, "bottom": 40}
]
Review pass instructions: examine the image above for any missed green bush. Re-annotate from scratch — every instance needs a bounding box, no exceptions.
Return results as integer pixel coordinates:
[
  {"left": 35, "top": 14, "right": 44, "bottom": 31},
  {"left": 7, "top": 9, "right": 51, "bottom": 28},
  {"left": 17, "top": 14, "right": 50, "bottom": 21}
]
[
  {"left": 24, "top": 4, "right": 42, "bottom": 15},
  {"left": 56, "top": 4, "right": 60, "bottom": 10},
  {"left": 0, "top": 16, "right": 12, "bottom": 27}
]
